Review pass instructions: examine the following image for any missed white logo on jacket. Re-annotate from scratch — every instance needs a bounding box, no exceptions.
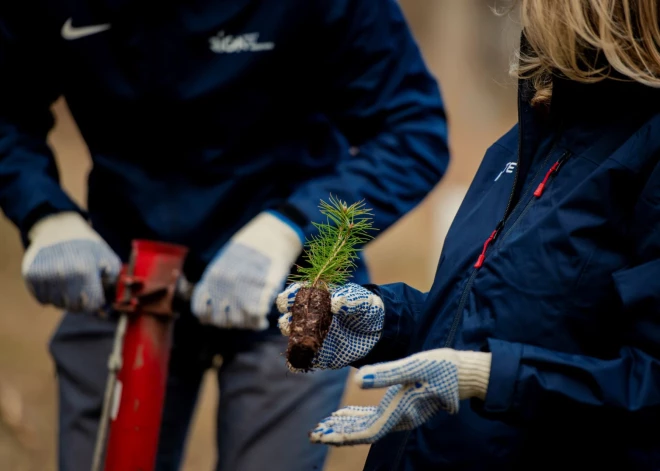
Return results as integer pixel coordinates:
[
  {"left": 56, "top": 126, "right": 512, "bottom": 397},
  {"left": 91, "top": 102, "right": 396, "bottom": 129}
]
[
  {"left": 494, "top": 162, "right": 517, "bottom": 181},
  {"left": 209, "top": 31, "right": 275, "bottom": 53},
  {"left": 61, "top": 18, "right": 111, "bottom": 40}
]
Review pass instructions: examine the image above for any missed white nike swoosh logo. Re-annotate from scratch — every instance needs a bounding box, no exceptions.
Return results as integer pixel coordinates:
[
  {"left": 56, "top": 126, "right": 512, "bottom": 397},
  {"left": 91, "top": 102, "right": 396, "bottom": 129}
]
[{"left": 61, "top": 18, "right": 111, "bottom": 40}]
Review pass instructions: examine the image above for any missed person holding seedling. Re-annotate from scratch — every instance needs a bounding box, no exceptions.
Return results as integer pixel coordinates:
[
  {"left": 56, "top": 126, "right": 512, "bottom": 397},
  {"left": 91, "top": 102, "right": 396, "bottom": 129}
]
[{"left": 277, "top": 1, "right": 660, "bottom": 469}]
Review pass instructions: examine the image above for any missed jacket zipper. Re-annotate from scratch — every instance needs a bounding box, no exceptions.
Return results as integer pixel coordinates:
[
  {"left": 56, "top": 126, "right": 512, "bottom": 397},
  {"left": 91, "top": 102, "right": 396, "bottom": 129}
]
[
  {"left": 494, "top": 150, "right": 570, "bottom": 247},
  {"left": 534, "top": 151, "right": 569, "bottom": 198},
  {"left": 443, "top": 90, "right": 574, "bottom": 348},
  {"left": 444, "top": 148, "right": 569, "bottom": 348},
  {"left": 442, "top": 93, "right": 525, "bottom": 349}
]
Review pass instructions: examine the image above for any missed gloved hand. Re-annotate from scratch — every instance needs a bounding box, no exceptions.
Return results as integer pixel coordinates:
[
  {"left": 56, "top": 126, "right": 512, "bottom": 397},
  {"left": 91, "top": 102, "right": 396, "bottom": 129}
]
[
  {"left": 21, "top": 211, "right": 122, "bottom": 312},
  {"left": 309, "top": 348, "right": 492, "bottom": 446},
  {"left": 276, "top": 282, "right": 385, "bottom": 371},
  {"left": 192, "top": 211, "right": 304, "bottom": 330}
]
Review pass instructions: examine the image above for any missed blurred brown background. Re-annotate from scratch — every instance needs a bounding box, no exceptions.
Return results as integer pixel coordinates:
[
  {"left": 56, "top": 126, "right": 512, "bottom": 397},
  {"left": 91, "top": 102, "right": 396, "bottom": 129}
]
[{"left": 0, "top": 1, "right": 520, "bottom": 470}]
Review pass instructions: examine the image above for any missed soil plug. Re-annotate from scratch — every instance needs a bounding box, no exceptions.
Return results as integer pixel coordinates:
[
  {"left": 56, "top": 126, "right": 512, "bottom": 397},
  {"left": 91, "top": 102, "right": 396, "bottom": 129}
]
[{"left": 286, "top": 196, "right": 376, "bottom": 371}]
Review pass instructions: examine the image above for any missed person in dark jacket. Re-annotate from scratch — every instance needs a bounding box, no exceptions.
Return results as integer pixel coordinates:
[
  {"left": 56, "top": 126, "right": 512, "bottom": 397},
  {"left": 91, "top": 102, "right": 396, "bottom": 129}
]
[
  {"left": 277, "top": 1, "right": 660, "bottom": 469},
  {"left": 0, "top": 1, "right": 449, "bottom": 470}
]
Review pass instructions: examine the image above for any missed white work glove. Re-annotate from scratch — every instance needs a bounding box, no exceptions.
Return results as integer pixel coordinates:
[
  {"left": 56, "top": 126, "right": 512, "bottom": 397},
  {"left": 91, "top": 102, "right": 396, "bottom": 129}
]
[
  {"left": 21, "top": 211, "right": 122, "bottom": 312},
  {"left": 309, "top": 348, "right": 492, "bottom": 446},
  {"left": 191, "top": 211, "right": 303, "bottom": 330},
  {"left": 276, "top": 282, "right": 385, "bottom": 372}
]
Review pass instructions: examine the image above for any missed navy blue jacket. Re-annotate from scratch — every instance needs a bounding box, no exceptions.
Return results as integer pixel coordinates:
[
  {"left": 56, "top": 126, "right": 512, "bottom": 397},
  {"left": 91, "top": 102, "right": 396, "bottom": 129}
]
[
  {"left": 361, "top": 71, "right": 660, "bottom": 468},
  {"left": 0, "top": 0, "right": 448, "bottom": 281}
]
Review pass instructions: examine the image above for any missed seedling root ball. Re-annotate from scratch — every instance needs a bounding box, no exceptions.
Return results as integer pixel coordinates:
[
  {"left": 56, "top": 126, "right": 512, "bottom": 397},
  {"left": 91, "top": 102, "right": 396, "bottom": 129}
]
[{"left": 287, "top": 287, "right": 332, "bottom": 370}]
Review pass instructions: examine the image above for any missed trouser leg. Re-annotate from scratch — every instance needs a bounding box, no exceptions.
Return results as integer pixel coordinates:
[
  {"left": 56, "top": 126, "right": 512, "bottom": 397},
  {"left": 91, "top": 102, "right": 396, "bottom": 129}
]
[{"left": 215, "top": 333, "right": 350, "bottom": 471}]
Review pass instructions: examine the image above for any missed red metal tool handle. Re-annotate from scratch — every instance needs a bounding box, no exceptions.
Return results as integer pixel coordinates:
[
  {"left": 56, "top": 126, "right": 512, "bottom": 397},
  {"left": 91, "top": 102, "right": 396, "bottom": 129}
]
[{"left": 92, "top": 240, "right": 189, "bottom": 471}]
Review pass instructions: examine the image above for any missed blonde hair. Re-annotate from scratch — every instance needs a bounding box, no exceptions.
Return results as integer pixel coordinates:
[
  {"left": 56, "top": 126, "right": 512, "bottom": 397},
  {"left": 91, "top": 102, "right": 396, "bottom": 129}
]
[{"left": 506, "top": 0, "right": 660, "bottom": 107}]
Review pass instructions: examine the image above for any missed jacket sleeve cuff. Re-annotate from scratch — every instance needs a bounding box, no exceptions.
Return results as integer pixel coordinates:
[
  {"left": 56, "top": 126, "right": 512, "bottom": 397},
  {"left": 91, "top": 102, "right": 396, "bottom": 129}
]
[
  {"left": 20, "top": 200, "right": 87, "bottom": 248},
  {"left": 478, "top": 338, "right": 523, "bottom": 414},
  {"left": 274, "top": 202, "right": 313, "bottom": 239},
  {"left": 269, "top": 205, "right": 306, "bottom": 245}
]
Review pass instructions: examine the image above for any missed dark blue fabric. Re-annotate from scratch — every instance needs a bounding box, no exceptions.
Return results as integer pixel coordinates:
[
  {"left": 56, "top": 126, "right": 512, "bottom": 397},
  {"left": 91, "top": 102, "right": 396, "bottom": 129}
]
[
  {"left": 0, "top": 0, "right": 448, "bottom": 277},
  {"left": 361, "top": 74, "right": 660, "bottom": 469}
]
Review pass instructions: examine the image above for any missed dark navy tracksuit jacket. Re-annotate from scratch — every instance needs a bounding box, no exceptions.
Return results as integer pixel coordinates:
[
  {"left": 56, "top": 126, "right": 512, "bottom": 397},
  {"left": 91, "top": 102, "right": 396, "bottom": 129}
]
[
  {"left": 0, "top": 0, "right": 448, "bottom": 283},
  {"left": 358, "top": 69, "right": 660, "bottom": 469},
  {"left": 0, "top": 6, "right": 448, "bottom": 469}
]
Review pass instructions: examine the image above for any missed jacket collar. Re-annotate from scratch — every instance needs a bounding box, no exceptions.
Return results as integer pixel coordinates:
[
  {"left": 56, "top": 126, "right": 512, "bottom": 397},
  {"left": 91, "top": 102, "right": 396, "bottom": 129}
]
[{"left": 517, "top": 30, "right": 660, "bottom": 158}]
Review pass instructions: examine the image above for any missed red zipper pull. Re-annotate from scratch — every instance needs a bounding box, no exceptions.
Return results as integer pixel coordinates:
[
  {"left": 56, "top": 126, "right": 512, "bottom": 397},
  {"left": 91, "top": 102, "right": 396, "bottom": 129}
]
[
  {"left": 474, "top": 229, "right": 498, "bottom": 268},
  {"left": 534, "top": 153, "right": 571, "bottom": 198},
  {"left": 534, "top": 160, "right": 561, "bottom": 198}
]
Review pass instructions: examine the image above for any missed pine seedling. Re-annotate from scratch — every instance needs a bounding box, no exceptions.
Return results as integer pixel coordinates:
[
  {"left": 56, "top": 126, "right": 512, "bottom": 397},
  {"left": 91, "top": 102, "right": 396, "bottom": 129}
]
[
  {"left": 290, "top": 196, "right": 376, "bottom": 288},
  {"left": 286, "top": 196, "right": 376, "bottom": 371}
]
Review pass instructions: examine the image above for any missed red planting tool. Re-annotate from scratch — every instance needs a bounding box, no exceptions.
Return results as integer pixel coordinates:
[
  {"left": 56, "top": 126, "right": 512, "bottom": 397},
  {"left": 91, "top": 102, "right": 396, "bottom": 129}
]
[{"left": 90, "top": 239, "right": 192, "bottom": 471}]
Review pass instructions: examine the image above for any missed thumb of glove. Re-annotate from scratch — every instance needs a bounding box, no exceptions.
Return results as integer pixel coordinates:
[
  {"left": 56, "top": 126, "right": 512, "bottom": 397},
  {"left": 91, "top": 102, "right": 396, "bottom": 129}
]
[{"left": 276, "top": 282, "right": 301, "bottom": 314}]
